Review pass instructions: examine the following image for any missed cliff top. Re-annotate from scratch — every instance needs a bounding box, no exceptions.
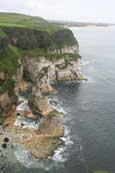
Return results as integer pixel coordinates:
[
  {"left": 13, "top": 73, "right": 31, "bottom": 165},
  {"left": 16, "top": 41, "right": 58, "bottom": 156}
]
[{"left": 0, "top": 12, "right": 61, "bottom": 34}]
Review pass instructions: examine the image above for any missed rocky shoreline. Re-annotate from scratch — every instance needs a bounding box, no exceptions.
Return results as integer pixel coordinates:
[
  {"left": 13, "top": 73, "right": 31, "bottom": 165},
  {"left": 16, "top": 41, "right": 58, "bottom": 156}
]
[
  {"left": 0, "top": 54, "right": 85, "bottom": 161},
  {"left": 0, "top": 23, "right": 86, "bottom": 165}
]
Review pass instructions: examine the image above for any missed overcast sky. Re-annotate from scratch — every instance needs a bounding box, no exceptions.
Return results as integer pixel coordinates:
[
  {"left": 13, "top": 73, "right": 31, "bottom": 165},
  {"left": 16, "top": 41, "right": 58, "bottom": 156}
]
[{"left": 0, "top": 0, "right": 115, "bottom": 23}]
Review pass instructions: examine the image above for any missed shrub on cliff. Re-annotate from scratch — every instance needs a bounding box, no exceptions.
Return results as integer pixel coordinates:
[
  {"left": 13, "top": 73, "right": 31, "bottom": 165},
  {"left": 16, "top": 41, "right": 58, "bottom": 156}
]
[
  {"left": 52, "top": 29, "right": 78, "bottom": 48},
  {"left": 0, "top": 44, "right": 21, "bottom": 73},
  {"left": 0, "top": 29, "right": 7, "bottom": 53},
  {"left": 3, "top": 28, "right": 52, "bottom": 50},
  {"left": 0, "top": 79, "right": 15, "bottom": 96}
]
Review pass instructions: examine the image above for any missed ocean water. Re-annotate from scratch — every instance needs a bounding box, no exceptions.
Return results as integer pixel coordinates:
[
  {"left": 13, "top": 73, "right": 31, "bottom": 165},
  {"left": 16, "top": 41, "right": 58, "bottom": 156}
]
[{"left": 4, "top": 26, "right": 115, "bottom": 173}]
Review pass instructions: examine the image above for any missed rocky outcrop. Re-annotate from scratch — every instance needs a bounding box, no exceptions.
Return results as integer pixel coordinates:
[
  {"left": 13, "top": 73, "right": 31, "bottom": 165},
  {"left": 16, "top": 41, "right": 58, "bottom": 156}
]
[
  {"left": 56, "top": 59, "right": 84, "bottom": 81},
  {"left": 3, "top": 102, "right": 64, "bottom": 159},
  {"left": 0, "top": 92, "right": 17, "bottom": 117},
  {"left": 23, "top": 54, "right": 84, "bottom": 93},
  {"left": 36, "top": 79, "right": 55, "bottom": 93},
  {"left": 15, "top": 60, "right": 23, "bottom": 82},
  {"left": 24, "top": 114, "right": 64, "bottom": 159},
  {"left": 29, "top": 86, "right": 53, "bottom": 117},
  {"left": 47, "top": 45, "right": 79, "bottom": 54},
  {"left": 0, "top": 59, "right": 23, "bottom": 117}
]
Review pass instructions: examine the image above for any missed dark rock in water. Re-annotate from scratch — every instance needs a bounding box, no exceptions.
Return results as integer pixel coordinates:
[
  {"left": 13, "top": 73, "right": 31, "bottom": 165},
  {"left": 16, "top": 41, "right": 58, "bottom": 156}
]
[
  {"left": 84, "top": 78, "right": 88, "bottom": 81},
  {"left": 1, "top": 154, "right": 3, "bottom": 158},
  {"left": 21, "top": 123, "right": 24, "bottom": 126},
  {"left": 2, "top": 143, "right": 7, "bottom": 149},
  {"left": 3, "top": 138, "right": 9, "bottom": 143},
  {"left": 11, "top": 144, "right": 14, "bottom": 149},
  {"left": 0, "top": 151, "right": 6, "bottom": 172},
  {"left": 16, "top": 113, "right": 20, "bottom": 116}
]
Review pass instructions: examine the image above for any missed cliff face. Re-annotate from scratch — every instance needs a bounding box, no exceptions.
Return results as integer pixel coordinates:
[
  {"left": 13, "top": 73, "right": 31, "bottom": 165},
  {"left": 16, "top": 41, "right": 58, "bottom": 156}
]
[
  {"left": 53, "top": 29, "right": 78, "bottom": 48},
  {"left": 3, "top": 27, "right": 51, "bottom": 50},
  {"left": 0, "top": 24, "right": 81, "bottom": 121},
  {"left": 0, "top": 92, "right": 16, "bottom": 117},
  {"left": 1, "top": 27, "right": 78, "bottom": 51},
  {"left": 0, "top": 13, "right": 84, "bottom": 160},
  {"left": 0, "top": 63, "right": 23, "bottom": 118},
  {"left": 23, "top": 53, "right": 83, "bottom": 93}
]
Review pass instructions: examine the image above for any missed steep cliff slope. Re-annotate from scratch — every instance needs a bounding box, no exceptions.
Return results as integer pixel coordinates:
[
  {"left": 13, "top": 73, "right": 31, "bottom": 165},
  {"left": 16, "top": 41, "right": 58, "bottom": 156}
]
[
  {"left": 0, "top": 13, "right": 81, "bottom": 108},
  {"left": 0, "top": 13, "right": 83, "bottom": 160}
]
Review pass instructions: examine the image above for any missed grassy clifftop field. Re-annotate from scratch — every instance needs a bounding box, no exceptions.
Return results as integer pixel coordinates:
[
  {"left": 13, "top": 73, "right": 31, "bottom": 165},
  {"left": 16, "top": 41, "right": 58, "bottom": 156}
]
[{"left": 0, "top": 12, "right": 60, "bottom": 33}]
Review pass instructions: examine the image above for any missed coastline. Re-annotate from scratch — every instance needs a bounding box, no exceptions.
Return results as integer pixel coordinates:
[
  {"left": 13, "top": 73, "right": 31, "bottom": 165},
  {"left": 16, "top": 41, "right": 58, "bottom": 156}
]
[
  {"left": 0, "top": 14, "right": 85, "bottom": 169},
  {"left": 0, "top": 63, "right": 85, "bottom": 167}
]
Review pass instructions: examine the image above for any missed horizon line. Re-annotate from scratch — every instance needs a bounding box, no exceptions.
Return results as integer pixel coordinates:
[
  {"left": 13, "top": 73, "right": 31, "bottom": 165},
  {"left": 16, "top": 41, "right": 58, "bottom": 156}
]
[{"left": 0, "top": 11, "right": 115, "bottom": 25}]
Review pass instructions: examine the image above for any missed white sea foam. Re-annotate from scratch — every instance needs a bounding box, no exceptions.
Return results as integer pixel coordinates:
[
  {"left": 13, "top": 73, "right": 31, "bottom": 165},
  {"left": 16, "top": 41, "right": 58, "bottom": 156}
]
[
  {"left": 14, "top": 146, "right": 55, "bottom": 170},
  {"left": 80, "top": 60, "right": 90, "bottom": 66},
  {"left": 62, "top": 126, "right": 74, "bottom": 146},
  {"left": 48, "top": 95, "right": 74, "bottom": 163},
  {"left": 83, "top": 76, "right": 95, "bottom": 83},
  {"left": 52, "top": 123, "right": 74, "bottom": 163},
  {"left": 14, "top": 116, "right": 39, "bottom": 129},
  {"left": 48, "top": 97, "right": 67, "bottom": 114},
  {"left": 18, "top": 96, "right": 25, "bottom": 102},
  {"left": 52, "top": 146, "right": 65, "bottom": 162},
  {"left": 16, "top": 100, "right": 30, "bottom": 112},
  {"left": 14, "top": 94, "right": 73, "bottom": 168}
]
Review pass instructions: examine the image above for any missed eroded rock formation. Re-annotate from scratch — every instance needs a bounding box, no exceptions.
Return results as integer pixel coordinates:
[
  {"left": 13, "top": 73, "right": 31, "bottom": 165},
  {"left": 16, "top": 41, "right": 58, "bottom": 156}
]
[{"left": 0, "top": 20, "right": 85, "bottom": 160}]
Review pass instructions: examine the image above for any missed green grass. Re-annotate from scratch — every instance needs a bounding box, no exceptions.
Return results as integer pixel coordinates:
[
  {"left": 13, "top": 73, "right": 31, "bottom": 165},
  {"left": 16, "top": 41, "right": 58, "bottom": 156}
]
[
  {"left": 0, "top": 79, "right": 15, "bottom": 96},
  {"left": 94, "top": 171, "right": 110, "bottom": 173},
  {"left": 0, "top": 44, "right": 21, "bottom": 73},
  {"left": 0, "top": 81, "right": 4, "bottom": 94},
  {"left": 0, "top": 12, "right": 61, "bottom": 34},
  {"left": 0, "top": 13, "right": 77, "bottom": 51},
  {"left": 0, "top": 116, "right": 4, "bottom": 124},
  {"left": 0, "top": 29, "right": 7, "bottom": 38}
]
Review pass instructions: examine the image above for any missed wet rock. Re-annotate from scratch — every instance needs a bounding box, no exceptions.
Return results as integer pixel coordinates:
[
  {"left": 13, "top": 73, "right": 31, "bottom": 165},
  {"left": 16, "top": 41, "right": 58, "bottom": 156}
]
[
  {"left": 21, "top": 123, "right": 24, "bottom": 126},
  {"left": 37, "top": 79, "right": 54, "bottom": 93},
  {"left": 3, "top": 138, "right": 9, "bottom": 143},
  {"left": 39, "top": 115, "right": 64, "bottom": 137},
  {"left": 25, "top": 136, "right": 60, "bottom": 159},
  {"left": 22, "top": 115, "right": 64, "bottom": 159},
  {"left": 2, "top": 143, "right": 7, "bottom": 149}
]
